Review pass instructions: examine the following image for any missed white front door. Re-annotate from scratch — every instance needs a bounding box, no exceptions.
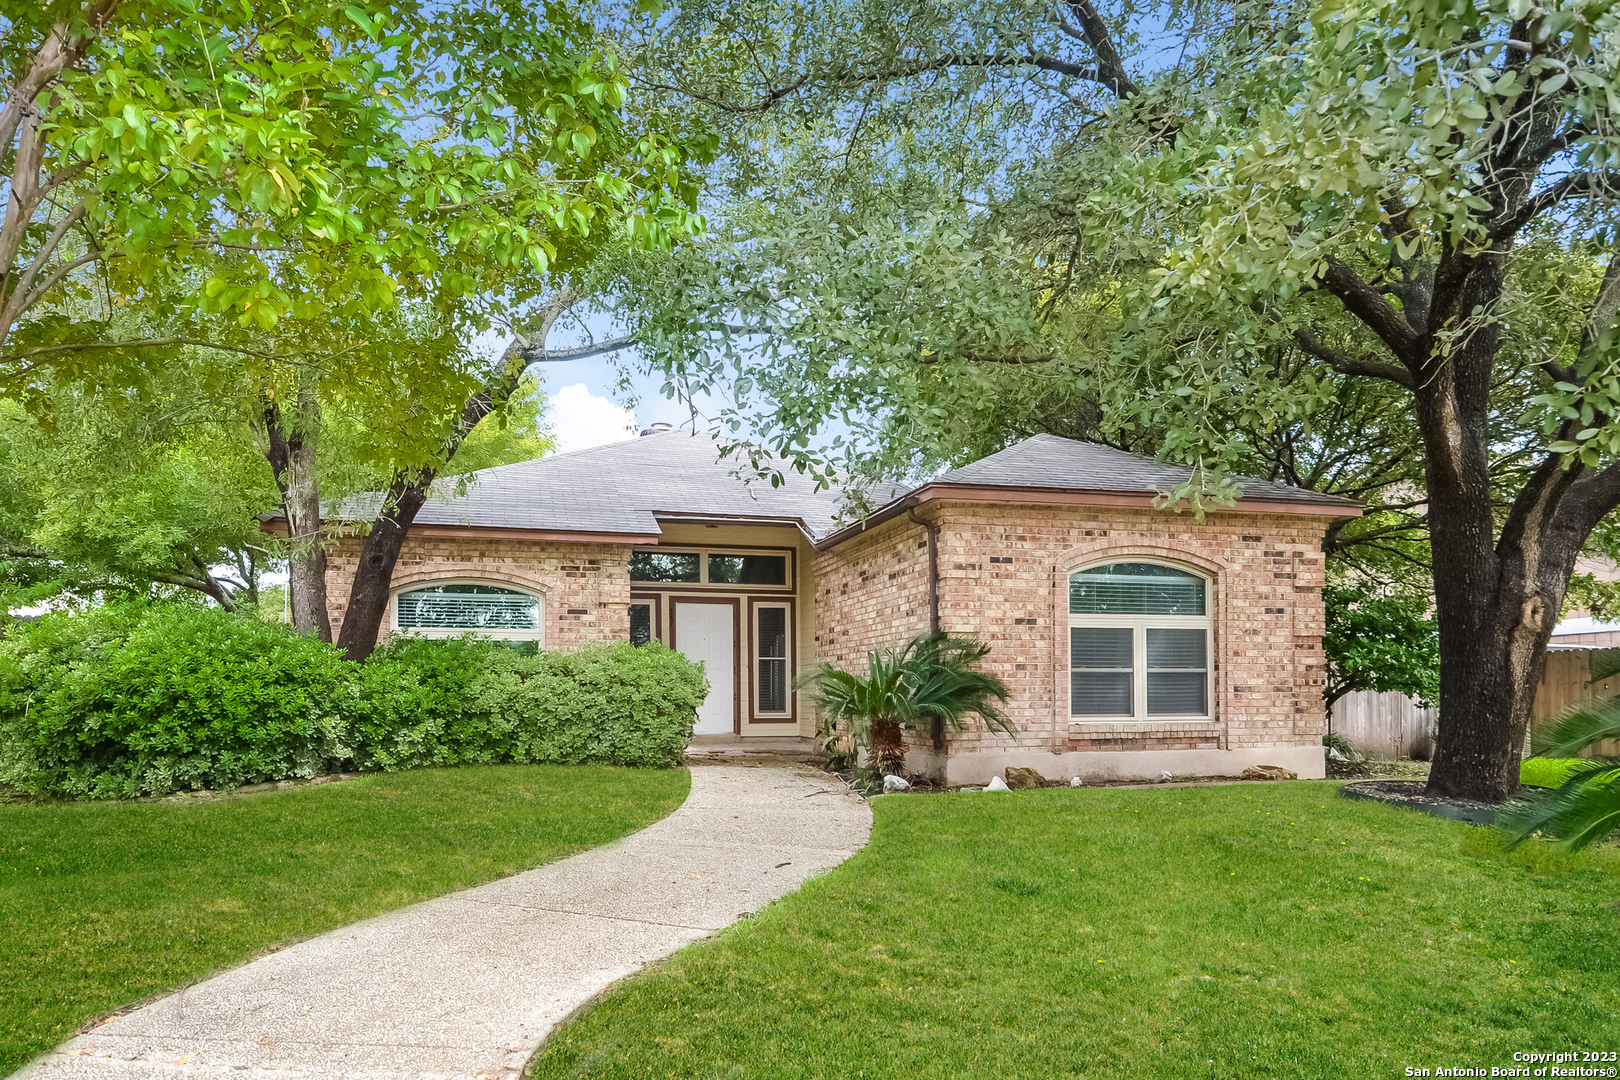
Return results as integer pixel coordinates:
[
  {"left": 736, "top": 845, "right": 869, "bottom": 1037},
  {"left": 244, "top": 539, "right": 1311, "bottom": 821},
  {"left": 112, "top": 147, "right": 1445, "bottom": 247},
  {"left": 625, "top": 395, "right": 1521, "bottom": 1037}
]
[{"left": 675, "top": 602, "right": 735, "bottom": 735}]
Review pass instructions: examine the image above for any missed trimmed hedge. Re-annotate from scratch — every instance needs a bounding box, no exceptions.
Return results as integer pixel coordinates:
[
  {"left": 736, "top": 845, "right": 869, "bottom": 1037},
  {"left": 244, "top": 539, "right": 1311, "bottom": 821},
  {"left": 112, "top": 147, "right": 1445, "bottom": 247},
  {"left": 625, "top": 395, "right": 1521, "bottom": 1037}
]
[
  {"left": 353, "top": 636, "right": 707, "bottom": 772},
  {"left": 0, "top": 604, "right": 707, "bottom": 799}
]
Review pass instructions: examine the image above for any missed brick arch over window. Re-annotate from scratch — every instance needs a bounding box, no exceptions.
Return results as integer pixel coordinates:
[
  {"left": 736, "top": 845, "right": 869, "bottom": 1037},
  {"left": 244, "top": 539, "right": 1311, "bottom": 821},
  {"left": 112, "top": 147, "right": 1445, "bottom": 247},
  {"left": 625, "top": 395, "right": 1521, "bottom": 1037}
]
[
  {"left": 388, "top": 567, "right": 556, "bottom": 598},
  {"left": 1048, "top": 541, "right": 1229, "bottom": 737}
]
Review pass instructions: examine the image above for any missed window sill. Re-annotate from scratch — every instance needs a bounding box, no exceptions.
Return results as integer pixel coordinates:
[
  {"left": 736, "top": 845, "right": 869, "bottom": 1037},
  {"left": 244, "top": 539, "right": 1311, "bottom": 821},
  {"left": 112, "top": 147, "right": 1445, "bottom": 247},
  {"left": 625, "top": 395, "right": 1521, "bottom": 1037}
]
[{"left": 1069, "top": 719, "right": 1219, "bottom": 733}]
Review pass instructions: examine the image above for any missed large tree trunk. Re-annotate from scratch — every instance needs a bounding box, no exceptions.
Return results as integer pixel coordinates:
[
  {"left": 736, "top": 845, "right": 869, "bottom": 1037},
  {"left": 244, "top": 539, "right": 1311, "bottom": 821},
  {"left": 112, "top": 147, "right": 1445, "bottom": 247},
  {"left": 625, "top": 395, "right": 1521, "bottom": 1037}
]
[
  {"left": 260, "top": 380, "right": 332, "bottom": 641},
  {"left": 1415, "top": 249, "right": 1595, "bottom": 802},
  {"left": 333, "top": 290, "right": 586, "bottom": 661},
  {"left": 334, "top": 477, "right": 431, "bottom": 661}
]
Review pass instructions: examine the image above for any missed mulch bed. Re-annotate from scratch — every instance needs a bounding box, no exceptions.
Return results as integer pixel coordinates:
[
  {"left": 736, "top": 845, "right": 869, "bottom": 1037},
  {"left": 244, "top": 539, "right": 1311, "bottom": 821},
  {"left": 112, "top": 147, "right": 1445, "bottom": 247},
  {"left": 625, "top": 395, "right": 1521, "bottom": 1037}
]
[{"left": 1338, "top": 779, "right": 1500, "bottom": 825}]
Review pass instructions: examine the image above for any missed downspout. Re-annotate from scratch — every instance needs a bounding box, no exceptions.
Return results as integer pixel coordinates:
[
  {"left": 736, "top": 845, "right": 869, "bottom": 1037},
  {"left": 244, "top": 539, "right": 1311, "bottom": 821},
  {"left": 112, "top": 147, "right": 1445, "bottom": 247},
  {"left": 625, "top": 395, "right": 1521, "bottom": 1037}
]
[
  {"left": 907, "top": 506, "right": 944, "bottom": 750},
  {"left": 906, "top": 506, "right": 940, "bottom": 633}
]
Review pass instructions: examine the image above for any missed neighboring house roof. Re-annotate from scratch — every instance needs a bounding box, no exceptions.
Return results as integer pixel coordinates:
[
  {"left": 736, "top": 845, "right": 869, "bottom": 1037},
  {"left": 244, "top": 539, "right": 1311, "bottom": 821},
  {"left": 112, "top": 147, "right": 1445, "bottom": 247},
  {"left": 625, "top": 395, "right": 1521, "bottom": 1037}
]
[
  {"left": 1548, "top": 616, "right": 1620, "bottom": 650},
  {"left": 296, "top": 430, "right": 1361, "bottom": 545},
  {"left": 324, "top": 430, "right": 854, "bottom": 541}
]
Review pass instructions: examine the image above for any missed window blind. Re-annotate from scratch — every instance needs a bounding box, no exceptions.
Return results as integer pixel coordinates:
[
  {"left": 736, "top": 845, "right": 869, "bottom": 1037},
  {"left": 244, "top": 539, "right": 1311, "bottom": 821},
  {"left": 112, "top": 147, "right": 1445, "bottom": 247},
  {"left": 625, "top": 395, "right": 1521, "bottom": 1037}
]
[
  {"left": 1070, "top": 563, "right": 1206, "bottom": 615},
  {"left": 398, "top": 585, "right": 539, "bottom": 630}
]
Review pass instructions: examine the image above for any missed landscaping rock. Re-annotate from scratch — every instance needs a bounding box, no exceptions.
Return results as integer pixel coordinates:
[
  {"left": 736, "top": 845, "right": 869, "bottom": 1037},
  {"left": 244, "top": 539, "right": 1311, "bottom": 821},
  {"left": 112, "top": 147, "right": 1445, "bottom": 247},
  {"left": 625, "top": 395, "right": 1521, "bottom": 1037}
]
[
  {"left": 1241, "top": 765, "right": 1298, "bottom": 781},
  {"left": 1004, "top": 767, "right": 1046, "bottom": 790},
  {"left": 882, "top": 774, "right": 910, "bottom": 792},
  {"left": 984, "top": 776, "right": 1010, "bottom": 792}
]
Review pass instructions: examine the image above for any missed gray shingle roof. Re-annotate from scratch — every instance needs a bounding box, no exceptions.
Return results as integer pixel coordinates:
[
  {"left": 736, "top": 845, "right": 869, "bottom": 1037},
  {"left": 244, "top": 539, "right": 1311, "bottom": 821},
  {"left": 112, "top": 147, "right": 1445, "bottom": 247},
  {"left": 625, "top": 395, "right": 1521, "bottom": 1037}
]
[
  {"left": 329, "top": 430, "right": 853, "bottom": 539},
  {"left": 930, "top": 434, "right": 1362, "bottom": 508},
  {"left": 322, "top": 431, "right": 1357, "bottom": 544}
]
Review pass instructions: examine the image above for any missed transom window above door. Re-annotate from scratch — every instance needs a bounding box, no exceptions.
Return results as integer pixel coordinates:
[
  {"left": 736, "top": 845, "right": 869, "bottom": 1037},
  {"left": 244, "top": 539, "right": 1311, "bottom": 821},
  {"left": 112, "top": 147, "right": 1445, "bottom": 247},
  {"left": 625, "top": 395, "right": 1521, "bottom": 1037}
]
[
  {"left": 1069, "top": 562, "right": 1210, "bottom": 720},
  {"left": 394, "top": 583, "right": 544, "bottom": 644},
  {"left": 630, "top": 547, "right": 792, "bottom": 589}
]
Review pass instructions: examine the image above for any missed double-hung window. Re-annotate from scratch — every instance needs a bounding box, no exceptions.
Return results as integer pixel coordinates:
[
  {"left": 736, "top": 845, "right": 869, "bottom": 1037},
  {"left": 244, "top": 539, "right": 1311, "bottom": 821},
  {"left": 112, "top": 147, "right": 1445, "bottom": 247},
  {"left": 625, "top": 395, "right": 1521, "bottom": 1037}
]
[{"left": 1069, "top": 563, "right": 1210, "bottom": 719}]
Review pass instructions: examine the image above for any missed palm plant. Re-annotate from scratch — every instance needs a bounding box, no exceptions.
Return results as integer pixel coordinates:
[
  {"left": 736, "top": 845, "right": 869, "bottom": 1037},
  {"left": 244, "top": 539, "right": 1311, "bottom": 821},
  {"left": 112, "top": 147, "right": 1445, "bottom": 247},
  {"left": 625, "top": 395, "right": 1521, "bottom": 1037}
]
[
  {"left": 802, "top": 632, "right": 1012, "bottom": 776},
  {"left": 1500, "top": 699, "right": 1620, "bottom": 851}
]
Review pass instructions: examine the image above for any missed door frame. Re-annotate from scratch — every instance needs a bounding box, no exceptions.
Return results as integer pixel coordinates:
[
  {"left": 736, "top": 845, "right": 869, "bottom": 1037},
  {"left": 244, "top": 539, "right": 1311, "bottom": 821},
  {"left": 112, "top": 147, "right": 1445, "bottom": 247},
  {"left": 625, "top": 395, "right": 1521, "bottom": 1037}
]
[{"left": 668, "top": 595, "right": 742, "bottom": 735}]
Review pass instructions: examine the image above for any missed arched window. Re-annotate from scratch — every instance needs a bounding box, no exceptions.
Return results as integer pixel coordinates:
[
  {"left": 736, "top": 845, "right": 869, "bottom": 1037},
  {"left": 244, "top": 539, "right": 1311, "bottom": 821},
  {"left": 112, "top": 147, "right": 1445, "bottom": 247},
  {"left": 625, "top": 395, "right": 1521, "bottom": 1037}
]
[
  {"left": 392, "top": 583, "right": 544, "bottom": 645},
  {"left": 1069, "top": 562, "right": 1210, "bottom": 719}
]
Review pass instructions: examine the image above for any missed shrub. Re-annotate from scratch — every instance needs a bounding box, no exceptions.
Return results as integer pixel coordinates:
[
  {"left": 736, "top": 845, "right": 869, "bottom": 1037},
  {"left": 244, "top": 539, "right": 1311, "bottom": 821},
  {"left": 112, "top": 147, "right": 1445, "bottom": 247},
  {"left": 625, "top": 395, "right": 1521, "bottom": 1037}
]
[
  {"left": 356, "top": 638, "right": 707, "bottom": 771},
  {"left": 0, "top": 603, "right": 354, "bottom": 798},
  {"left": 0, "top": 608, "right": 707, "bottom": 799},
  {"left": 469, "top": 641, "right": 708, "bottom": 769}
]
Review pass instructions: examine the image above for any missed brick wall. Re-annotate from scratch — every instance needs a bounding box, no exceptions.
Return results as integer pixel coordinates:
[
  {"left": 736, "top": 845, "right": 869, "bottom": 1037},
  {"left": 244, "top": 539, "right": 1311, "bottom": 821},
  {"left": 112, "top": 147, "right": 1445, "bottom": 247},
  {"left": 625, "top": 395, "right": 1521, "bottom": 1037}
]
[
  {"left": 810, "top": 518, "right": 932, "bottom": 669},
  {"left": 812, "top": 501, "right": 1335, "bottom": 765},
  {"left": 324, "top": 533, "right": 634, "bottom": 649}
]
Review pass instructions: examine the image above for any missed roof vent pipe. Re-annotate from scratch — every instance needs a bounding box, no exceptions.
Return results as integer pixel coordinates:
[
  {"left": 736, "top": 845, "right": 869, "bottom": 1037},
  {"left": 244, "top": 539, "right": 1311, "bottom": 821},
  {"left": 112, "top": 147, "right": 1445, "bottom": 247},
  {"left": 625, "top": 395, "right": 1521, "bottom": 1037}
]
[{"left": 639, "top": 422, "right": 674, "bottom": 437}]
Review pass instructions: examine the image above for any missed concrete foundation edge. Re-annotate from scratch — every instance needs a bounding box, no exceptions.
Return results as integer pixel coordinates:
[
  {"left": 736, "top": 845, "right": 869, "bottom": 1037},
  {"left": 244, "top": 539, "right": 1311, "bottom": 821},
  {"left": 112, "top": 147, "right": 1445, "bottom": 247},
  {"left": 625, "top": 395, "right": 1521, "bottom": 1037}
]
[{"left": 906, "top": 744, "right": 1327, "bottom": 785}]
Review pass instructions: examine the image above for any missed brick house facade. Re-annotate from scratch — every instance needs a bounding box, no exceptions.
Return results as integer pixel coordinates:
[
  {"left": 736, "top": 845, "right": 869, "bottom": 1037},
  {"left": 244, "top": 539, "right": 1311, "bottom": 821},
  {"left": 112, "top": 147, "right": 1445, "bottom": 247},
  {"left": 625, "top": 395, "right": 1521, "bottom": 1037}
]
[{"left": 309, "top": 431, "right": 1359, "bottom": 783}]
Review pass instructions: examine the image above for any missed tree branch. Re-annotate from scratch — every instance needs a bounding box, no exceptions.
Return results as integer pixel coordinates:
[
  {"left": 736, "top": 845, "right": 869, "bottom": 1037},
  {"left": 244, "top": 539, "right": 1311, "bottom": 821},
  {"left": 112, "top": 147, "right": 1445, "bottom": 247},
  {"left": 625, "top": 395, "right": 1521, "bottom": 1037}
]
[
  {"left": 1063, "top": 0, "right": 1139, "bottom": 97},
  {"left": 1489, "top": 171, "right": 1620, "bottom": 241},
  {"left": 1319, "top": 258, "right": 1425, "bottom": 364},
  {"left": 0, "top": 337, "right": 286, "bottom": 368},
  {"left": 1293, "top": 325, "right": 1415, "bottom": 388}
]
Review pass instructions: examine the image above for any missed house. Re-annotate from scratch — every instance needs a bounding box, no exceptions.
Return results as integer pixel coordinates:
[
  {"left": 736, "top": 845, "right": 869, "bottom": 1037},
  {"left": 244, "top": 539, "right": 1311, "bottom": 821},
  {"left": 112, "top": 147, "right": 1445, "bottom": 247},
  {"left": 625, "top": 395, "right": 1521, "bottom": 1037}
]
[{"left": 308, "top": 430, "right": 1362, "bottom": 784}]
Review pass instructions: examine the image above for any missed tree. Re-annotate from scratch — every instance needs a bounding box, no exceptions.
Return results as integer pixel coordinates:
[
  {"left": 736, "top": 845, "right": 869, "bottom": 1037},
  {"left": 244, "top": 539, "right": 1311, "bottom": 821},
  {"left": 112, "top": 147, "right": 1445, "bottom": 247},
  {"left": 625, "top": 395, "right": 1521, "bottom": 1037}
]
[
  {"left": 2, "top": 2, "right": 711, "bottom": 655},
  {"left": 1322, "top": 582, "right": 1441, "bottom": 715},
  {"left": 1, "top": 2, "right": 702, "bottom": 357},
  {"left": 802, "top": 632, "right": 1011, "bottom": 775},
  {"left": 0, "top": 384, "right": 273, "bottom": 609},
  {"left": 591, "top": 0, "right": 1620, "bottom": 802}
]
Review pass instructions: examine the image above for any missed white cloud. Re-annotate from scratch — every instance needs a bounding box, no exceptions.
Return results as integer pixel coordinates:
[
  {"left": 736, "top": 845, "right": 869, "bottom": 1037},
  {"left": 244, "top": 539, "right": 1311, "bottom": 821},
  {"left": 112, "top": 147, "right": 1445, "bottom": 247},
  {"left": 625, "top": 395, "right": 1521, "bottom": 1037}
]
[{"left": 545, "top": 383, "right": 639, "bottom": 454}]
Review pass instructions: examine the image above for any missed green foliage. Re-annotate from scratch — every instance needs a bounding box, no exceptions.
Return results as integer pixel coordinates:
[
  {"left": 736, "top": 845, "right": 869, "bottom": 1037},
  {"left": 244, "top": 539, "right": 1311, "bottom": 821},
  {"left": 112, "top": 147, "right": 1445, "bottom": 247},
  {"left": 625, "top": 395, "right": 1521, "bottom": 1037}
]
[
  {"left": 0, "top": 603, "right": 355, "bottom": 799},
  {"left": 1502, "top": 700, "right": 1620, "bottom": 850},
  {"left": 803, "top": 632, "right": 1011, "bottom": 772},
  {"left": 354, "top": 636, "right": 706, "bottom": 771},
  {"left": 0, "top": 606, "right": 707, "bottom": 799},
  {"left": 3, "top": 1, "right": 708, "bottom": 347},
  {"left": 1322, "top": 582, "right": 1440, "bottom": 708}
]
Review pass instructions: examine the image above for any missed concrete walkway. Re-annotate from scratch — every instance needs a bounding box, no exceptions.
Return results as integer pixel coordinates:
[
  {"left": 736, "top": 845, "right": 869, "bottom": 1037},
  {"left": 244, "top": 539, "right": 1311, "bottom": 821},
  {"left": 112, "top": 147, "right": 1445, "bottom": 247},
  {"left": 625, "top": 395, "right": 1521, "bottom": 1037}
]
[{"left": 19, "top": 765, "right": 871, "bottom": 1080}]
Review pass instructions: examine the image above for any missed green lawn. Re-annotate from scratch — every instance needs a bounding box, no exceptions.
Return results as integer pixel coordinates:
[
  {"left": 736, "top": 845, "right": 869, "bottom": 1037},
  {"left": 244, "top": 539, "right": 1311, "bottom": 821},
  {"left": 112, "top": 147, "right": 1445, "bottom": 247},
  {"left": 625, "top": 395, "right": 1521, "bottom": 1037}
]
[
  {"left": 0, "top": 765, "right": 688, "bottom": 1076},
  {"left": 530, "top": 781, "right": 1620, "bottom": 1080}
]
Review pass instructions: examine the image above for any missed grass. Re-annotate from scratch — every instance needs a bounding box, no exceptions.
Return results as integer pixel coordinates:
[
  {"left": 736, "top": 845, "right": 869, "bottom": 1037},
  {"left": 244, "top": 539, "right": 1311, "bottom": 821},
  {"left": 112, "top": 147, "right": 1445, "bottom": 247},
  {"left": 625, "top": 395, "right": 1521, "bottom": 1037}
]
[
  {"left": 529, "top": 781, "right": 1620, "bottom": 1080},
  {"left": 1520, "top": 757, "right": 1593, "bottom": 788},
  {"left": 0, "top": 764, "right": 688, "bottom": 1076}
]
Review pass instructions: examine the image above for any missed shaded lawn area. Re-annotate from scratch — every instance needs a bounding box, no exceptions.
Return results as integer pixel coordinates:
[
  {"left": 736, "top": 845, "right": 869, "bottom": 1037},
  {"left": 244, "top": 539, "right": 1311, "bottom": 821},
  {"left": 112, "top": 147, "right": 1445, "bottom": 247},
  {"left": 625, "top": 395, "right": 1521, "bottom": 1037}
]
[
  {"left": 0, "top": 764, "right": 689, "bottom": 1076},
  {"left": 531, "top": 781, "right": 1620, "bottom": 1080}
]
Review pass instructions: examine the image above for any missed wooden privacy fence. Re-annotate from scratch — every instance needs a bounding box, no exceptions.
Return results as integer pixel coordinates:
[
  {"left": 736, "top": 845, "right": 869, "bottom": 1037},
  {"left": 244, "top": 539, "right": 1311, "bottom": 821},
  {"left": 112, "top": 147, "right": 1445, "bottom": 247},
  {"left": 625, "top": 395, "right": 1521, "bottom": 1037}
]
[
  {"left": 1330, "top": 691, "right": 1436, "bottom": 760},
  {"left": 1530, "top": 650, "right": 1620, "bottom": 756},
  {"left": 1330, "top": 651, "right": 1620, "bottom": 760}
]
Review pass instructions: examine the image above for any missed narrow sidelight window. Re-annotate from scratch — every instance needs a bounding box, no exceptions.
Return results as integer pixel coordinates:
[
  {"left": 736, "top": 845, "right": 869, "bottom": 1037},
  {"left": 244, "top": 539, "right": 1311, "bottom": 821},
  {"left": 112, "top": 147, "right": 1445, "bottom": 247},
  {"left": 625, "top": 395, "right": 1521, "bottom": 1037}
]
[
  {"left": 755, "top": 605, "right": 789, "bottom": 714},
  {"left": 629, "top": 603, "right": 653, "bottom": 646}
]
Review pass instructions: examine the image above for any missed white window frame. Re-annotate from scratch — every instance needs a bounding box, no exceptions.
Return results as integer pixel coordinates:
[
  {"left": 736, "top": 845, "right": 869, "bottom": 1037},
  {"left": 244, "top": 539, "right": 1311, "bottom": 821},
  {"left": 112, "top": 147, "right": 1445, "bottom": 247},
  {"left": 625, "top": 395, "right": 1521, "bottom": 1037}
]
[
  {"left": 629, "top": 546, "right": 794, "bottom": 590},
  {"left": 751, "top": 600, "right": 793, "bottom": 718},
  {"left": 1068, "top": 561, "right": 1211, "bottom": 721},
  {"left": 390, "top": 579, "right": 545, "bottom": 644}
]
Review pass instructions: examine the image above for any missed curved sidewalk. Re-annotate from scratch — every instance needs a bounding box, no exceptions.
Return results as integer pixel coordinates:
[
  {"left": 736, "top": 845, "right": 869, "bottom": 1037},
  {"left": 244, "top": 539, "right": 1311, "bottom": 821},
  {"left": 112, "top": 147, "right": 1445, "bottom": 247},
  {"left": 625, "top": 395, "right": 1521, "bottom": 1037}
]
[{"left": 19, "top": 765, "right": 871, "bottom": 1080}]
